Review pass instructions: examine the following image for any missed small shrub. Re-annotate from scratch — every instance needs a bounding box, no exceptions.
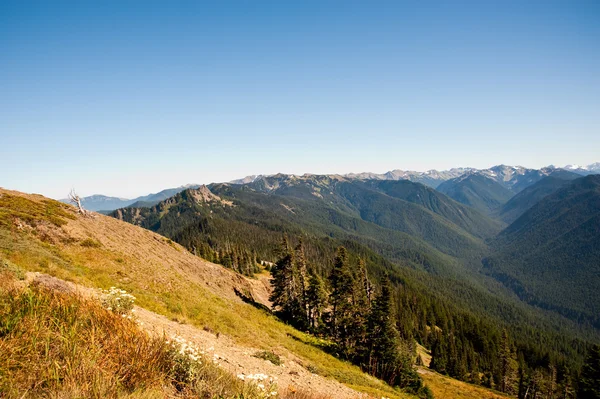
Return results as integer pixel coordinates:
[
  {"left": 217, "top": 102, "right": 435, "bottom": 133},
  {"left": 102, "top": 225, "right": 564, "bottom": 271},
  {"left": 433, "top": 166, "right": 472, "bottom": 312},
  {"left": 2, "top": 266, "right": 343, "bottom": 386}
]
[
  {"left": 80, "top": 238, "right": 102, "bottom": 248},
  {"left": 306, "top": 364, "right": 319, "bottom": 374},
  {"left": 0, "top": 258, "right": 25, "bottom": 280},
  {"left": 418, "top": 385, "right": 435, "bottom": 399},
  {"left": 101, "top": 286, "right": 136, "bottom": 315},
  {"left": 253, "top": 350, "right": 282, "bottom": 366},
  {"left": 203, "top": 325, "right": 215, "bottom": 334}
]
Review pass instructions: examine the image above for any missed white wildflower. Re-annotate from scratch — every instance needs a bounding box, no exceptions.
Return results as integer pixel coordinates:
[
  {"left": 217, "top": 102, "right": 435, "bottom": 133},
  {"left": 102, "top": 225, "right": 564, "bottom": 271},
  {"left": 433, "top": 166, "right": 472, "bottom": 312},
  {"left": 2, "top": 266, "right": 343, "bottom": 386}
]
[{"left": 101, "top": 287, "right": 135, "bottom": 316}]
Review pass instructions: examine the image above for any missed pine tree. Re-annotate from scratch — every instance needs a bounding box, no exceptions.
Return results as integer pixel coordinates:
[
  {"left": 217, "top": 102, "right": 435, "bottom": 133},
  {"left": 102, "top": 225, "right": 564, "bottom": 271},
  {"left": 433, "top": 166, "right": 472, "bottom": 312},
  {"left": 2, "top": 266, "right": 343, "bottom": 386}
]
[
  {"left": 430, "top": 332, "right": 448, "bottom": 375},
  {"left": 357, "top": 258, "right": 372, "bottom": 306},
  {"left": 328, "top": 246, "right": 355, "bottom": 355},
  {"left": 270, "top": 236, "right": 298, "bottom": 321},
  {"left": 349, "top": 259, "right": 371, "bottom": 362},
  {"left": 499, "top": 329, "right": 518, "bottom": 394},
  {"left": 562, "top": 367, "right": 575, "bottom": 399},
  {"left": 578, "top": 344, "right": 600, "bottom": 399},
  {"left": 367, "top": 278, "right": 421, "bottom": 392},
  {"left": 294, "top": 241, "right": 310, "bottom": 328},
  {"left": 306, "top": 271, "right": 328, "bottom": 330}
]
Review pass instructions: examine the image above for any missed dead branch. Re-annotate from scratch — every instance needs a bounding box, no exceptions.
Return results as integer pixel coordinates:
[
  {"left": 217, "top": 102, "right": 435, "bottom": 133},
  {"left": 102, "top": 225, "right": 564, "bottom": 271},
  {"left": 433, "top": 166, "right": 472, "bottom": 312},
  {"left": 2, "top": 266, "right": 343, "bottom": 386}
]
[{"left": 68, "top": 189, "right": 94, "bottom": 218}]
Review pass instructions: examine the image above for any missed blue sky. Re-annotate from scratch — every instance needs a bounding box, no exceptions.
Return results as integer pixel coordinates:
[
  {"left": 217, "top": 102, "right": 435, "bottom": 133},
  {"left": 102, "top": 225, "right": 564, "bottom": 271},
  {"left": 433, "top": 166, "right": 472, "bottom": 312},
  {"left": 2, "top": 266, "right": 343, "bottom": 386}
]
[{"left": 1, "top": 1, "right": 599, "bottom": 199}]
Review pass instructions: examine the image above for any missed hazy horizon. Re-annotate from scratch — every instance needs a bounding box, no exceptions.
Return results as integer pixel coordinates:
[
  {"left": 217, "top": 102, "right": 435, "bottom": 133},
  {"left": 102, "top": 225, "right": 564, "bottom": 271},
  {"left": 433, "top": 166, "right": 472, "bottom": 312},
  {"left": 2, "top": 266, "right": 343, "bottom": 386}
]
[{"left": 5, "top": 160, "right": 595, "bottom": 200}]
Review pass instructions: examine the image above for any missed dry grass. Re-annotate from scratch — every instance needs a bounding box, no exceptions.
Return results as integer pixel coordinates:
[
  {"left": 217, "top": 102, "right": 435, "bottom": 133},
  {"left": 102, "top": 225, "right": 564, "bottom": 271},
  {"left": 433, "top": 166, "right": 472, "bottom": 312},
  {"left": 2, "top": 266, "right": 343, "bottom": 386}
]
[
  {"left": 0, "top": 273, "right": 173, "bottom": 398},
  {"left": 418, "top": 369, "right": 510, "bottom": 399},
  {"left": 416, "top": 343, "right": 432, "bottom": 367},
  {"left": 0, "top": 270, "right": 336, "bottom": 399}
]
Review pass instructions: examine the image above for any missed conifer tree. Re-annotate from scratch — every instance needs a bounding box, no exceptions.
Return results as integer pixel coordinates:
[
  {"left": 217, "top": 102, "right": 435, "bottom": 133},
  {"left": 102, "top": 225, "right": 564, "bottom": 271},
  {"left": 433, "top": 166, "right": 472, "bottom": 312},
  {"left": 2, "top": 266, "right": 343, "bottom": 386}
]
[
  {"left": 562, "top": 367, "right": 575, "bottom": 399},
  {"left": 350, "top": 259, "right": 371, "bottom": 362},
  {"left": 578, "top": 344, "right": 600, "bottom": 399},
  {"left": 430, "top": 332, "right": 448, "bottom": 375},
  {"left": 499, "top": 329, "right": 518, "bottom": 394},
  {"left": 328, "top": 246, "right": 355, "bottom": 356},
  {"left": 294, "top": 241, "right": 310, "bottom": 327},
  {"left": 357, "top": 259, "right": 372, "bottom": 306},
  {"left": 270, "top": 236, "right": 298, "bottom": 321},
  {"left": 306, "top": 271, "right": 328, "bottom": 330},
  {"left": 367, "top": 277, "right": 420, "bottom": 391}
]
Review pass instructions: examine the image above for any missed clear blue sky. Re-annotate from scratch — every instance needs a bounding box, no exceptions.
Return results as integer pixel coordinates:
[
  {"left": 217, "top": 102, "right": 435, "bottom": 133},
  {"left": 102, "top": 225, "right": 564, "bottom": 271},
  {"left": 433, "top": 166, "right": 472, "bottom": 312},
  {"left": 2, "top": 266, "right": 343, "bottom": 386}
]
[{"left": 1, "top": 1, "right": 599, "bottom": 199}]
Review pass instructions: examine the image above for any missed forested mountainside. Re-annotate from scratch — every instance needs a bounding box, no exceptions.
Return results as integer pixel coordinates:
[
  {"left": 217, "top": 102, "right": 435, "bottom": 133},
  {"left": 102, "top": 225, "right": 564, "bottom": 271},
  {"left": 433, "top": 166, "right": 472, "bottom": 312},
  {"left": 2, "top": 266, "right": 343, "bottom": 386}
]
[
  {"left": 436, "top": 173, "right": 514, "bottom": 215},
  {"left": 112, "top": 175, "right": 600, "bottom": 397},
  {"left": 485, "top": 174, "right": 600, "bottom": 329},
  {"left": 114, "top": 177, "right": 502, "bottom": 278},
  {"left": 496, "top": 171, "right": 581, "bottom": 224}
]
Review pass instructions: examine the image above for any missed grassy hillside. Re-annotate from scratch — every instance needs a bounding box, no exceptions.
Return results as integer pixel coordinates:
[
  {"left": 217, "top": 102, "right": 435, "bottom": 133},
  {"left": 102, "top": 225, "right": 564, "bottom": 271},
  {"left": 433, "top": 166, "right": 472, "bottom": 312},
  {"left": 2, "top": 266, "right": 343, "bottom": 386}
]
[
  {"left": 0, "top": 188, "right": 416, "bottom": 399},
  {"left": 419, "top": 369, "right": 510, "bottom": 399}
]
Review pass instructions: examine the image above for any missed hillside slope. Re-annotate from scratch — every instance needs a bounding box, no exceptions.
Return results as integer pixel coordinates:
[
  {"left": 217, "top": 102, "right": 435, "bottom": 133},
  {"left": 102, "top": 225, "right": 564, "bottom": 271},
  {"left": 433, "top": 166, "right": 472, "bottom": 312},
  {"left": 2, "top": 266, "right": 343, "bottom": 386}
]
[
  {"left": 436, "top": 173, "right": 514, "bottom": 215},
  {"left": 485, "top": 175, "right": 600, "bottom": 327},
  {"left": 4, "top": 187, "right": 596, "bottom": 397},
  {"left": 0, "top": 188, "right": 414, "bottom": 399},
  {"left": 497, "top": 171, "right": 580, "bottom": 224}
]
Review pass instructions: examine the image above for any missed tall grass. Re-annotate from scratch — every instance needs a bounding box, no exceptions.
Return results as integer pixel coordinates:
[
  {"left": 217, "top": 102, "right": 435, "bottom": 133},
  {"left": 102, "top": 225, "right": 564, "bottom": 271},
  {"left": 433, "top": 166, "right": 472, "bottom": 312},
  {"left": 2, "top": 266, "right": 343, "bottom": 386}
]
[{"left": 0, "top": 271, "right": 330, "bottom": 399}]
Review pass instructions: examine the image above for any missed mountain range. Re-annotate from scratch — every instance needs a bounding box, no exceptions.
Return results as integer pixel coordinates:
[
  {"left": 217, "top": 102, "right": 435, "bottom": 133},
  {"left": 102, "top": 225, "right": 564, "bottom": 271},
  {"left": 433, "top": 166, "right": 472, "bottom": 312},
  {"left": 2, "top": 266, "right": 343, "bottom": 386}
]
[
  {"left": 111, "top": 169, "right": 600, "bottom": 335},
  {"left": 69, "top": 163, "right": 599, "bottom": 212},
  {"left": 63, "top": 161, "right": 600, "bottom": 335}
]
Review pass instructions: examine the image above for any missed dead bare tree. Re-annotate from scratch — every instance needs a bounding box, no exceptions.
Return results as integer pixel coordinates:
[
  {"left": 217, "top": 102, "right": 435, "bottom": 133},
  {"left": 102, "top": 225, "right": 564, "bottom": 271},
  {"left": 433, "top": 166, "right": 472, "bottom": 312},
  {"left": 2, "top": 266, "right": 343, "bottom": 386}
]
[{"left": 69, "top": 189, "right": 93, "bottom": 218}]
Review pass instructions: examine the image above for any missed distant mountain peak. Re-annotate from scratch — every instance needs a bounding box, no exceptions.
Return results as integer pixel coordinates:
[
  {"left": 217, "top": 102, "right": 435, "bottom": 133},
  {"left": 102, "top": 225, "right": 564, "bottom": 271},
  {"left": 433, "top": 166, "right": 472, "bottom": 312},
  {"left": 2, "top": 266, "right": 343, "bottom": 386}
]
[{"left": 563, "top": 162, "right": 600, "bottom": 174}]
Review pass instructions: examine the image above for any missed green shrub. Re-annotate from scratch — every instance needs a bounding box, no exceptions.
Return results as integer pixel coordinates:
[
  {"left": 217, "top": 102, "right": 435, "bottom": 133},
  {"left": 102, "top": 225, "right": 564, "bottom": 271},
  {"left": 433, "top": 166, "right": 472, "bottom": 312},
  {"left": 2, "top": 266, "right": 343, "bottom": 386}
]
[
  {"left": 253, "top": 350, "right": 282, "bottom": 366},
  {"left": 306, "top": 364, "right": 319, "bottom": 374}
]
